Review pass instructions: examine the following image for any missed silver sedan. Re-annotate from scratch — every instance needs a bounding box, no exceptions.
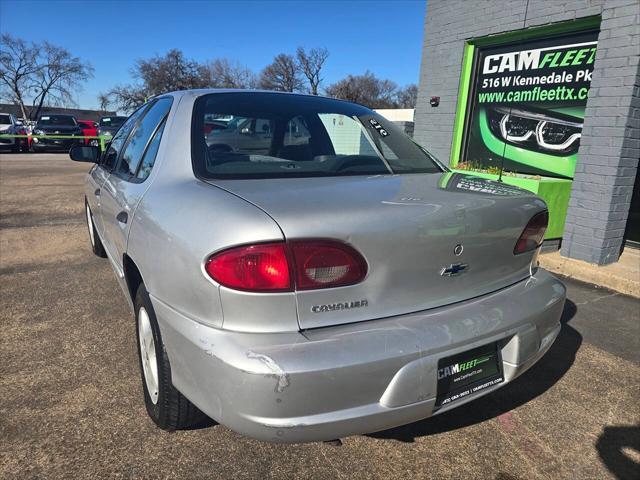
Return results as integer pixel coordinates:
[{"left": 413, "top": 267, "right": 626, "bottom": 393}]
[{"left": 70, "top": 90, "right": 566, "bottom": 443}]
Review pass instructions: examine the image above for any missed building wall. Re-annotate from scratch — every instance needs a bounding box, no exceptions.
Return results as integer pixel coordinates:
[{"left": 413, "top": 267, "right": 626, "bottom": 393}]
[
  {"left": 415, "top": 0, "right": 639, "bottom": 265},
  {"left": 561, "top": 3, "right": 640, "bottom": 264}
]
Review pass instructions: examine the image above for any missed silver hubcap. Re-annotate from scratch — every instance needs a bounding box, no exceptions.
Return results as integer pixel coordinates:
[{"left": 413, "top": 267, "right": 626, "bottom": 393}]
[
  {"left": 86, "top": 204, "right": 95, "bottom": 247},
  {"left": 138, "top": 307, "right": 159, "bottom": 405}
]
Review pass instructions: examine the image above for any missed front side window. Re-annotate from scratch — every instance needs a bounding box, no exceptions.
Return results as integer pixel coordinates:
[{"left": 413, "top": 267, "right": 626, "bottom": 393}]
[
  {"left": 101, "top": 107, "right": 146, "bottom": 170},
  {"left": 193, "top": 92, "right": 441, "bottom": 179},
  {"left": 0, "top": 115, "right": 11, "bottom": 125},
  {"left": 117, "top": 97, "right": 172, "bottom": 179}
]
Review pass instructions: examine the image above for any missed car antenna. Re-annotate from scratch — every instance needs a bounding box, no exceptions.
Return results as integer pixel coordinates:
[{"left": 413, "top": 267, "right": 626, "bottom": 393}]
[{"left": 498, "top": 0, "right": 530, "bottom": 183}]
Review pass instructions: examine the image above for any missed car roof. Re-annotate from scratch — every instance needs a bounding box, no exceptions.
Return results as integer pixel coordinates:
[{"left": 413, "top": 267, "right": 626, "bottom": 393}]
[
  {"left": 163, "top": 88, "right": 340, "bottom": 101},
  {"left": 162, "top": 88, "right": 368, "bottom": 110}
]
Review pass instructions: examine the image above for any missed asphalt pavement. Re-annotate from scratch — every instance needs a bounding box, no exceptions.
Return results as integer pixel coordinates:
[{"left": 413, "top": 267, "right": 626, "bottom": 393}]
[{"left": 1, "top": 153, "right": 638, "bottom": 479}]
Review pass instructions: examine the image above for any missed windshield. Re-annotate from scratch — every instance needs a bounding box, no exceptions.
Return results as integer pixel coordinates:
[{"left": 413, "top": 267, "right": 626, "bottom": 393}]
[
  {"left": 192, "top": 92, "right": 441, "bottom": 179},
  {"left": 38, "top": 115, "right": 76, "bottom": 126},
  {"left": 99, "top": 116, "right": 127, "bottom": 127},
  {"left": 0, "top": 115, "right": 11, "bottom": 125}
]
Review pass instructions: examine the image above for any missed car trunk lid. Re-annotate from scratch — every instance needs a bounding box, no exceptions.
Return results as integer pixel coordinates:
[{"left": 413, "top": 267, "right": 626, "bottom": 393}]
[{"left": 209, "top": 172, "right": 546, "bottom": 329}]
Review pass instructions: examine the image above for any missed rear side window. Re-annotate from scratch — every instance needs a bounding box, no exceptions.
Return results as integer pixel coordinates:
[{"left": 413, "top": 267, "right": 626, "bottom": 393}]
[
  {"left": 136, "top": 118, "right": 166, "bottom": 181},
  {"left": 117, "top": 97, "right": 172, "bottom": 179},
  {"left": 192, "top": 92, "right": 441, "bottom": 179}
]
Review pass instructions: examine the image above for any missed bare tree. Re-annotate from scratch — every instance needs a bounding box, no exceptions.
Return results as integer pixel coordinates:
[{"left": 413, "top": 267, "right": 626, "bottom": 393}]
[
  {"left": 101, "top": 49, "right": 212, "bottom": 112},
  {"left": 1, "top": 35, "right": 94, "bottom": 120},
  {"left": 209, "top": 58, "right": 257, "bottom": 89},
  {"left": 296, "top": 47, "right": 329, "bottom": 95},
  {"left": 29, "top": 42, "right": 94, "bottom": 120},
  {"left": 97, "top": 93, "right": 110, "bottom": 112},
  {"left": 259, "top": 54, "right": 303, "bottom": 92},
  {"left": 137, "top": 49, "right": 211, "bottom": 93},
  {"left": 98, "top": 85, "right": 148, "bottom": 113},
  {"left": 326, "top": 71, "right": 398, "bottom": 108},
  {"left": 395, "top": 84, "right": 418, "bottom": 109},
  {"left": 0, "top": 34, "right": 41, "bottom": 120}
]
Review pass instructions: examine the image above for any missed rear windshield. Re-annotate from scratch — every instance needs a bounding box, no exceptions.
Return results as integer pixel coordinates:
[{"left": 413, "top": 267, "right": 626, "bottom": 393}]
[
  {"left": 0, "top": 115, "right": 11, "bottom": 125},
  {"left": 99, "top": 116, "right": 127, "bottom": 127},
  {"left": 38, "top": 115, "right": 76, "bottom": 126},
  {"left": 192, "top": 92, "right": 441, "bottom": 179}
]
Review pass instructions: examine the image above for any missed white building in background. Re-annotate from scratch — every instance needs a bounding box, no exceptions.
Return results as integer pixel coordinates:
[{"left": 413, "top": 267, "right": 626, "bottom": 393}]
[
  {"left": 374, "top": 109, "right": 414, "bottom": 122},
  {"left": 374, "top": 109, "right": 415, "bottom": 137}
]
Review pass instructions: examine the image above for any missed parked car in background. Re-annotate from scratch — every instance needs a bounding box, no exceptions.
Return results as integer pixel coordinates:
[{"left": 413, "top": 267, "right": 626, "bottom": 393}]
[
  {"left": 70, "top": 90, "right": 565, "bottom": 444},
  {"left": 205, "top": 114, "right": 309, "bottom": 154},
  {"left": 93, "top": 116, "right": 127, "bottom": 145},
  {"left": 32, "top": 114, "right": 83, "bottom": 152},
  {"left": 78, "top": 120, "right": 98, "bottom": 144},
  {"left": 0, "top": 113, "right": 21, "bottom": 152},
  {"left": 203, "top": 113, "right": 232, "bottom": 134}
]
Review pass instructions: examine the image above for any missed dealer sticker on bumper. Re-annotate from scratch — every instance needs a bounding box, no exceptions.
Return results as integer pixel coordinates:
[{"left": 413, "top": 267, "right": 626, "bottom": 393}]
[{"left": 435, "top": 342, "right": 504, "bottom": 408}]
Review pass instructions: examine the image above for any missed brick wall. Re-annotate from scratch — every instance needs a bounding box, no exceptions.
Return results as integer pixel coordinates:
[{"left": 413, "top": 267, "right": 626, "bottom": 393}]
[
  {"left": 415, "top": 0, "right": 639, "bottom": 265},
  {"left": 561, "top": 1, "right": 640, "bottom": 264}
]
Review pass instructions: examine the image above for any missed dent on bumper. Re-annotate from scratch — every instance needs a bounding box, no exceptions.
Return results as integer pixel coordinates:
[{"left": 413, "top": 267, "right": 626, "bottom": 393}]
[{"left": 152, "top": 269, "right": 566, "bottom": 443}]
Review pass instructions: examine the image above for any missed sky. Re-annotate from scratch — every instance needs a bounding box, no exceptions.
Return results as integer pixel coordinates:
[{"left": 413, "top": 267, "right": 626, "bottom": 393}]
[{"left": 0, "top": 0, "right": 426, "bottom": 110}]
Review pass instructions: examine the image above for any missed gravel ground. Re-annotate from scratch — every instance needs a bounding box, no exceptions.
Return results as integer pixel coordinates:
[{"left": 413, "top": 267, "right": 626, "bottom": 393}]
[{"left": 1, "top": 153, "right": 638, "bottom": 479}]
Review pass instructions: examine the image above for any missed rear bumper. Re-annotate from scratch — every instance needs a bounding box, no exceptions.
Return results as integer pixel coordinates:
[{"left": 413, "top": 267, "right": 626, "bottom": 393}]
[{"left": 153, "top": 269, "right": 566, "bottom": 443}]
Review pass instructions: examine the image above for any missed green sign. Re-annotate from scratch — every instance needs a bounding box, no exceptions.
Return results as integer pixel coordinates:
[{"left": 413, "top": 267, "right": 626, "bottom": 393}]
[{"left": 462, "top": 30, "right": 598, "bottom": 179}]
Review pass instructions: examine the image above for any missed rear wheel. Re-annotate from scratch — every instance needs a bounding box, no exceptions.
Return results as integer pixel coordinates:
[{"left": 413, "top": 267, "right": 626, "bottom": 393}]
[
  {"left": 135, "top": 284, "right": 208, "bottom": 430},
  {"left": 85, "top": 200, "right": 106, "bottom": 258}
]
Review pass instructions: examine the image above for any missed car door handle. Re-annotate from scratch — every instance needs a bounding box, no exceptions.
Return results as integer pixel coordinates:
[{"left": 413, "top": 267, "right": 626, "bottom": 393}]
[
  {"left": 94, "top": 188, "right": 100, "bottom": 197},
  {"left": 116, "top": 211, "right": 128, "bottom": 224}
]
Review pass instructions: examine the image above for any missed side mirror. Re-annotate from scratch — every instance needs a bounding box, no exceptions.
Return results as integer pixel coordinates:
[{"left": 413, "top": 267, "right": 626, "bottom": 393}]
[
  {"left": 69, "top": 145, "right": 99, "bottom": 163},
  {"left": 240, "top": 127, "right": 252, "bottom": 135}
]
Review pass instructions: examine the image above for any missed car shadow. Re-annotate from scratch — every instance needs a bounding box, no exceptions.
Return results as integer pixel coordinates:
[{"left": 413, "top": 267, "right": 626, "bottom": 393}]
[
  {"left": 368, "top": 298, "right": 581, "bottom": 442},
  {"left": 184, "top": 418, "right": 217, "bottom": 431},
  {"left": 596, "top": 425, "right": 640, "bottom": 480}
]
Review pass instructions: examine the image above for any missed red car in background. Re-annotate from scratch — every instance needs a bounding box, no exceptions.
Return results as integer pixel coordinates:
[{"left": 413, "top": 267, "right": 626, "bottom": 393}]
[
  {"left": 77, "top": 120, "right": 98, "bottom": 144},
  {"left": 15, "top": 124, "right": 31, "bottom": 152}
]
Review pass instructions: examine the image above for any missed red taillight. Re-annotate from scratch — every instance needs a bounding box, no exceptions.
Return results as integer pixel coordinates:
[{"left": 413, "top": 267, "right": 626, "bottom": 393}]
[
  {"left": 290, "top": 240, "right": 367, "bottom": 290},
  {"left": 514, "top": 211, "right": 549, "bottom": 255},
  {"left": 205, "top": 240, "right": 367, "bottom": 292},
  {"left": 205, "top": 242, "right": 292, "bottom": 292}
]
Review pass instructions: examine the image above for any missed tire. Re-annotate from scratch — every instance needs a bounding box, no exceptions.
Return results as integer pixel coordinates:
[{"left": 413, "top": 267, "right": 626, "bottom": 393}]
[
  {"left": 134, "top": 284, "right": 208, "bottom": 430},
  {"left": 11, "top": 143, "right": 20, "bottom": 153},
  {"left": 85, "top": 200, "right": 107, "bottom": 258}
]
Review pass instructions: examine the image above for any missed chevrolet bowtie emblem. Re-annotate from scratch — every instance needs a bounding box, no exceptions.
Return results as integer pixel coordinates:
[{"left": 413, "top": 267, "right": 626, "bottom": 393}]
[{"left": 440, "top": 263, "right": 468, "bottom": 276}]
